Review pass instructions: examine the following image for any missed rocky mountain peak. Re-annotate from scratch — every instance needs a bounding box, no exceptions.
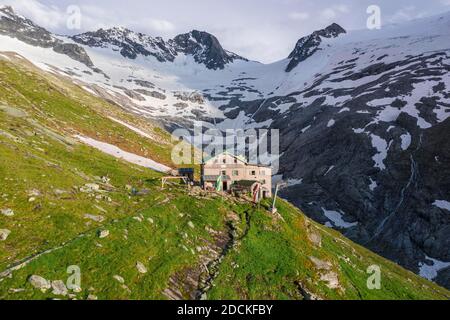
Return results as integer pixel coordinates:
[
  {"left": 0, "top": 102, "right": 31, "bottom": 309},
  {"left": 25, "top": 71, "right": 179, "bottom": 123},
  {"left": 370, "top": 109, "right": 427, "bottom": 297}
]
[
  {"left": 172, "top": 29, "right": 247, "bottom": 70},
  {"left": 1, "top": 5, "right": 245, "bottom": 70},
  {"left": 0, "top": 5, "right": 48, "bottom": 37},
  {"left": 0, "top": 5, "right": 14, "bottom": 14},
  {"left": 0, "top": 5, "right": 93, "bottom": 68},
  {"left": 286, "top": 23, "right": 346, "bottom": 72},
  {"left": 317, "top": 23, "right": 346, "bottom": 38},
  {"left": 71, "top": 27, "right": 245, "bottom": 69},
  {"left": 71, "top": 27, "right": 176, "bottom": 62}
]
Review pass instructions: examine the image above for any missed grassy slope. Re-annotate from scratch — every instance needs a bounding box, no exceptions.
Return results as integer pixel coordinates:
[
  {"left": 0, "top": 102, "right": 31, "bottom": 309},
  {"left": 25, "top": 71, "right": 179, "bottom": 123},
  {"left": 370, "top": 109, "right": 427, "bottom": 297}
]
[{"left": 0, "top": 55, "right": 448, "bottom": 300}]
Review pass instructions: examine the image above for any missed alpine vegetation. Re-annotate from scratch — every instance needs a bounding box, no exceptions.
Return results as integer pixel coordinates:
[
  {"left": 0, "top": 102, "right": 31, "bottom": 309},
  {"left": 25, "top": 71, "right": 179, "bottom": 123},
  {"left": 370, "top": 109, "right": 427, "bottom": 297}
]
[{"left": 0, "top": 3, "right": 449, "bottom": 300}]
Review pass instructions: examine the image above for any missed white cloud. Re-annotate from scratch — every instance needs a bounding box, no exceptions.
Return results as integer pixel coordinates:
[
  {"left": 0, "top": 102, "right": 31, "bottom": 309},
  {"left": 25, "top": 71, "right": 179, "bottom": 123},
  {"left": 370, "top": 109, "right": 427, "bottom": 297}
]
[
  {"left": 319, "top": 4, "right": 349, "bottom": 23},
  {"left": 0, "top": 0, "right": 176, "bottom": 36},
  {"left": 387, "top": 6, "right": 427, "bottom": 23},
  {"left": 76, "top": 4, "right": 176, "bottom": 35},
  {"left": 136, "top": 19, "right": 175, "bottom": 33},
  {"left": 212, "top": 24, "right": 295, "bottom": 63},
  {"left": 289, "top": 12, "right": 310, "bottom": 21}
]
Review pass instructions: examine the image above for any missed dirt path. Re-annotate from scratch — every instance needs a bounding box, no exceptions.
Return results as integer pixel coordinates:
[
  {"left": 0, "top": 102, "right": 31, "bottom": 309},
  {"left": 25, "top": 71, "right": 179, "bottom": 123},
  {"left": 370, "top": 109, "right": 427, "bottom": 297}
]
[{"left": 195, "top": 208, "right": 253, "bottom": 300}]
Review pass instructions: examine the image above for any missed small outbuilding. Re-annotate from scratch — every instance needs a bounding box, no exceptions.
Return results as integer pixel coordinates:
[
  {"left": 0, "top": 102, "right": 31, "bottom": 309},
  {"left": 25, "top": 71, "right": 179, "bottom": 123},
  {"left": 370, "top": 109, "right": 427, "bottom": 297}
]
[{"left": 178, "top": 168, "right": 195, "bottom": 182}]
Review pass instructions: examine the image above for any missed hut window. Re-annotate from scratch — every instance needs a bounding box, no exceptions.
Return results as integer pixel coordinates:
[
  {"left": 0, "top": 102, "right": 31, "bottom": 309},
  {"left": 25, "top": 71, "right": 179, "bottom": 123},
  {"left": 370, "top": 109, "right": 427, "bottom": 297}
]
[
  {"left": 233, "top": 170, "right": 239, "bottom": 176},
  {"left": 251, "top": 170, "right": 256, "bottom": 175}
]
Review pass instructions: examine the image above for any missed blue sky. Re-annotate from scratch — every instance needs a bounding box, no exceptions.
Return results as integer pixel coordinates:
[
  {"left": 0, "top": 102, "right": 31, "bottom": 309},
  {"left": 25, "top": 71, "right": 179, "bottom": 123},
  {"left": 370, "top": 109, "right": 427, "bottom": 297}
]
[{"left": 1, "top": 0, "right": 450, "bottom": 62}]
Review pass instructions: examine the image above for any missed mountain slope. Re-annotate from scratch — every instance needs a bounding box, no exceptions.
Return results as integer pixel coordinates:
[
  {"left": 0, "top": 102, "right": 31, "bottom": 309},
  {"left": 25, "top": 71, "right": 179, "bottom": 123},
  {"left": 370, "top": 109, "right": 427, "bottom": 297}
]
[
  {"left": 0, "top": 55, "right": 449, "bottom": 300},
  {"left": 286, "top": 23, "right": 346, "bottom": 72},
  {"left": 70, "top": 27, "right": 247, "bottom": 70},
  {"left": 70, "top": 27, "right": 177, "bottom": 62},
  {"left": 0, "top": 5, "right": 449, "bottom": 289},
  {"left": 218, "top": 12, "right": 450, "bottom": 289}
]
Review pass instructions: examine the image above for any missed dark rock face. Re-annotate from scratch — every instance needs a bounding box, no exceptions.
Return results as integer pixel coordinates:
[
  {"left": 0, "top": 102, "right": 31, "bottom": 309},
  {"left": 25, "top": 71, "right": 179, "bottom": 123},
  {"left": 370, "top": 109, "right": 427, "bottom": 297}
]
[
  {"left": 286, "top": 23, "right": 346, "bottom": 72},
  {"left": 0, "top": 6, "right": 93, "bottom": 67},
  {"left": 52, "top": 43, "right": 93, "bottom": 67},
  {"left": 436, "top": 267, "right": 450, "bottom": 289},
  {"left": 172, "top": 30, "right": 247, "bottom": 70},
  {"left": 71, "top": 27, "right": 176, "bottom": 63},
  {"left": 219, "top": 49, "right": 450, "bottom": 289},
  {"left": 135, "top": 89, "right": 166, "bottom": 100}
]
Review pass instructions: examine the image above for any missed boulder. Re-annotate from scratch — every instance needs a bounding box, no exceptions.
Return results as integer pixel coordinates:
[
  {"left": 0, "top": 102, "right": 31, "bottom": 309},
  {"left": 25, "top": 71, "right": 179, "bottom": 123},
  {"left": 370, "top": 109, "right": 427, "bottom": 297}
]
[
  {"left": 113, "top": 275, "right": 125, "bottom": 284},
  {"left": 51, "top": 280, "right": 68, "bottom": 296},
  {"left": 0, "top": 229, "right": 11, "bottom": 241},
  {"left": 28, "top": 275, "right": 51, "bottom": 292},
  {"left": 136, "top": 261, "right": 148, "bottom": 274},
  {"left": 84, "top": 214, "right": 105, "bottom": 223},
  {"left": 98, "top": 229, "right": 109, "bottom": 238},
  {"left": 1, "top": 208, "right": 14, "bottom": 217}
]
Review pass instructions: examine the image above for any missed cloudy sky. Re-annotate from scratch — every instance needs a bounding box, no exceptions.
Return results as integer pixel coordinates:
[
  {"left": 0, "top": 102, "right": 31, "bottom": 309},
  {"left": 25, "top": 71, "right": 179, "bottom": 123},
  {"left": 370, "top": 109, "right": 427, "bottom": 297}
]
[{"left": 1, "top": 0, "right": 450, "bottom": 63}]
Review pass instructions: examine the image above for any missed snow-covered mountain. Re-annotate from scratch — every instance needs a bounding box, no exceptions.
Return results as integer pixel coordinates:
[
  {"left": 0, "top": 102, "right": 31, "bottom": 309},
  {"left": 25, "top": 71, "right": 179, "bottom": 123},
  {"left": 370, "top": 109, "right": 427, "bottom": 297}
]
[
  {"left": 70, "top": 27, "right": 247, "bottom": 70},
  {"left": 286, "top": 22, "right": 346, "bottom": 72},
  {"left": 0, "top": 4, "right": 449, "bottom": 289}
]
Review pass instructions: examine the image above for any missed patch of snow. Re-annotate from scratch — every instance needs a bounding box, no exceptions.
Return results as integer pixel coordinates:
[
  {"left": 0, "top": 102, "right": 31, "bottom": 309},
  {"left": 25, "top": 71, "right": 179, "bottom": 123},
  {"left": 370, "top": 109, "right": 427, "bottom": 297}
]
[
  {"left": 400, "top": 132, "right": 411, "bottom": 151},
  {"left": 352, "top": 128, "right": 365, "bottom": 134},
  {"left": 217, "top": 110, "right": 273, "bottom": 130},
  {"left": 301, "top": 125, "right": 311, "bottom": 133},
  {"left": 271, "top": 102, "right": 294, "bottom": 114},
  {"left": 367, "top": 97, "right": 396, "bottom": 107},
  {"left": 108, "top": 117, "right": 156, "bottom": 141},
  {"left": 75, "top": 135, "right": 171, "bottom": 173},
  {"left": 323, "top": 94, "right": 351, "bottom": 107},
  {"left": 327, "top": 119, "right": 335, "bottom": 128},
  {"left": 338, "top": 107, "right": 350, "bottom": 113},
  {"left": 324, "top": 166, "right": 335, "bottom": 176},
  {"left": 370, "top": 134, "right": 389, "bottom": 170},
  {"left": 376, "top": 106, "right": 402, "bottom": 123},
  {"left": 322, "top": 208, "right": 358, "bottom": 229},
  {"left": 287, "top": 178, "right": 303, "bottom": 187},
  {"left": 433, "top": 200, "right": 450, "bottom": 211},
  {"left": 81, "top": 86, "right": 98, "bottom": 96},
  {"left": 369, "top": 178, "right": 378, "bottom": 191},
  {"left": 419, "top": 256, "right": 450, "bottom": 280}
]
